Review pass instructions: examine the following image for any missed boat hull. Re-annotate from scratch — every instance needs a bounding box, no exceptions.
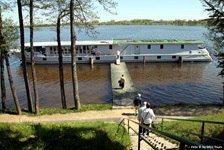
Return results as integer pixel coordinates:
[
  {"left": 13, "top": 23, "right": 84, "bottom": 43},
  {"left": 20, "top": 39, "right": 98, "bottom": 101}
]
[{"left": 25, "top": 54, "right": 212, "bottom": 64}]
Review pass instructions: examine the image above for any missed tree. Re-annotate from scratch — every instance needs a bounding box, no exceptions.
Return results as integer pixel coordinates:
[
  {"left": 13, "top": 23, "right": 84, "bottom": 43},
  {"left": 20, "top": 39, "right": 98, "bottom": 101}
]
[
  {"left": 56, "top": 0, "right": 69, "bottom": 109},
  {"left": 70, "top": 0, "right": 81, "bottom": 110},
  {"left": 0, "top": 5, "right": 6, "bottom": 109},
  {"left": 39, "top": 0, "right": 116, "bottom": 110},
  {"left": 201, "top": 0, "right": 224, "bottom": 105},
  {"left": 29, "top": 0, "right": 39, "bottom": 114},
  {"left": 0, "top": 4, "right": 21, "bottom": 114},
  {"left": 17, "top": 0, "right": 33, "bottom": 112},
  {"left": 201, "top": 0, "right": 224, "bottom": 51},
  {"left": 201, "top": 0, "right": 224, "bottom": 70},
  {"left": 69, "top": 0, "right": 117, "bottom": 110}
]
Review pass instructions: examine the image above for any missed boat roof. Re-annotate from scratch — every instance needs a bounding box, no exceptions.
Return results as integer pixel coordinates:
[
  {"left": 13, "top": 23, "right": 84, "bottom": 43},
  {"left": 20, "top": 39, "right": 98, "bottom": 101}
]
[
  {"left": 113, "top": 39, "right": 205, "bottom": 44},
  {"left": 25, "top": 39, "right": 205, "bottom": 47},
  {"left": 25, "top": 40, "right": 114, "bottom": 47}
]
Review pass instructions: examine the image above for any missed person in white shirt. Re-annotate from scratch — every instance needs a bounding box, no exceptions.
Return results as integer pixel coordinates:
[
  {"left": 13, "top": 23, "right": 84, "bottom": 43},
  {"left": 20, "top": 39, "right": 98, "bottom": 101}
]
[
  {"left": 137, "top": 101, "right": 147, "bottom": 134},
  {"left": 141, "top": 102, "right": 155, "bottom": 136}
]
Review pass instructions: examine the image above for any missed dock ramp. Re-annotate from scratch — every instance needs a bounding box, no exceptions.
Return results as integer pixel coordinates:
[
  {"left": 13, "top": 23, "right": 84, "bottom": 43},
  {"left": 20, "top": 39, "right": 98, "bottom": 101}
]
[{"left": 111, "top": 62, "right": 138, "bottom": 108}]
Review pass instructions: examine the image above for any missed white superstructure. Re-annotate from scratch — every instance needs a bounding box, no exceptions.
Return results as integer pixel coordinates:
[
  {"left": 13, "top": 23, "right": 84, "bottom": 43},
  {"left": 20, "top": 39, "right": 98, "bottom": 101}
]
[{"left": 24, "top": 39, "right": 212, "bottom": 64}]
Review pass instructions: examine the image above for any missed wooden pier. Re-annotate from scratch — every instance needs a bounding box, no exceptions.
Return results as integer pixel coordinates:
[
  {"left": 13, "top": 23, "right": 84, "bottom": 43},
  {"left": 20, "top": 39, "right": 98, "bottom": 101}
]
[{"left": 111, "top": 62, "right": 138, "bottom": 108}]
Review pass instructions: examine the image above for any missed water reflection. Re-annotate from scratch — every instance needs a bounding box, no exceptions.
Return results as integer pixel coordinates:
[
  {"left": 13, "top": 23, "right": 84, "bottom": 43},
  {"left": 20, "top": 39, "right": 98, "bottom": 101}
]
[
  {"left": 127, "top": 62, "right": 222, "bottom": 105},
  {"left": 3, "top": 57, "right": 223, "bottom": 108},
  {"left": 12, "top": 63, "right": 111, "bottom": 108}
]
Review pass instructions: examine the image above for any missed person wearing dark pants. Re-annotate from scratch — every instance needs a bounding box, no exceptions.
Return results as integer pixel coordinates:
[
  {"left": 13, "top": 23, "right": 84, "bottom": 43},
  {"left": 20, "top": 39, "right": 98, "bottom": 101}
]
[{"left": 141, "top": 102, "right": 155, "bottom": 136}]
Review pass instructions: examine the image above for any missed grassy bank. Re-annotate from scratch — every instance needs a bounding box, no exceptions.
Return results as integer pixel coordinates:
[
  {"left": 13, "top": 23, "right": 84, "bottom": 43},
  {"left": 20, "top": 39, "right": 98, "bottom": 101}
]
[
  {"left": 0, "top": 122, "right": 131, "bottom": 150},
  {"left": 157, "top": 113, "right": 224, "bottom": 146},
  {"left": 0, "top": 104, "right": 112, "bottom": 115}
]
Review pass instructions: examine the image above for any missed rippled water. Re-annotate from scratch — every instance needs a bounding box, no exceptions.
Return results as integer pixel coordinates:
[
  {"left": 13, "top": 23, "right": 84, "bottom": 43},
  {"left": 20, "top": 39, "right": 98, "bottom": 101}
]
[{"left": 2, "top": 26, "right": 223, "bottom": 108}]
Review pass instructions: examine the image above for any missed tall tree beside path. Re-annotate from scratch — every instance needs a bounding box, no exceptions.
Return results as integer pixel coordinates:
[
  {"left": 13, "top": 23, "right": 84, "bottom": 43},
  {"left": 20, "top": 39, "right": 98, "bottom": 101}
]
[
  {"left": 70, "top": 0, "right": 80, "bottom": 110},
  {"left": 69, "top": 0, "right": 117, "bottom": 110},
  {"left": 17, "top": 0, "right": 33, "bottom": 112},
  {"left": 0, "top": 3, "right": 21, "bottom": 114},
  {"left": 56, "top": 0, "right": 70, "bottom": 109},
  {"left": 0, "top": 5, "right": 7, "bottom": 110},
  {"left": 29, "top": 0, "right": 39, "bottom": 114}
]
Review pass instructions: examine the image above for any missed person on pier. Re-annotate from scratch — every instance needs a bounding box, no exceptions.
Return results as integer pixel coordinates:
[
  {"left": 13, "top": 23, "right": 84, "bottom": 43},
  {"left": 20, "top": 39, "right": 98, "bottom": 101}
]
[{"left": 118, "top": 74, "right": 125, "bottom": 89}]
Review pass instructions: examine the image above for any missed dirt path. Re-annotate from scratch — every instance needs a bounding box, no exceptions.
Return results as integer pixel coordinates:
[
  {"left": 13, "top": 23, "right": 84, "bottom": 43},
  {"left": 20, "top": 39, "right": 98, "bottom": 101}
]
[{"left": 0, "top": 105, "right": 223, "bottom": 123}]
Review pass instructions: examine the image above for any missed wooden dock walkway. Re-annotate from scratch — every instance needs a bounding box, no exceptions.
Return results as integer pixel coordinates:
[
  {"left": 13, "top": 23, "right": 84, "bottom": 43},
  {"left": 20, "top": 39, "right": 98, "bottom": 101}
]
[{"left": 111, "top": 62, "right": 138, "bottom": 108}]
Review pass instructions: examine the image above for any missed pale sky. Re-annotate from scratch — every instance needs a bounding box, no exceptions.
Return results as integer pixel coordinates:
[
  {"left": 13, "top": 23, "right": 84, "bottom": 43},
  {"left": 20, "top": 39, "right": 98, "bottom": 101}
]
[
  {"left": 97, "top": 0, "right": 208, "bottom": 22},
  {"left": 3, "top": 0, "right": 209, "bottom": 23}
]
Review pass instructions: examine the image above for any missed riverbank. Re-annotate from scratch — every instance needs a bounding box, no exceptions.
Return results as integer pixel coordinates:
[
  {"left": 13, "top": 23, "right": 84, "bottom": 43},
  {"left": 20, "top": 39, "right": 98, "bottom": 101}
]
[{"left": 0, "top": 105, "right": 223, "bottom": 123}]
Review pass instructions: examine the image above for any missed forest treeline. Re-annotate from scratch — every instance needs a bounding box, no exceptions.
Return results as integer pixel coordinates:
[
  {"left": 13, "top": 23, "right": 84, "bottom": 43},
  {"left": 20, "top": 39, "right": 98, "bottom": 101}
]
[
  {"left": 34, "top": 19, "right": 207, "bottom": 28},
  {"left": 94, "top": 19, "right": 207, "bottom": 26}
]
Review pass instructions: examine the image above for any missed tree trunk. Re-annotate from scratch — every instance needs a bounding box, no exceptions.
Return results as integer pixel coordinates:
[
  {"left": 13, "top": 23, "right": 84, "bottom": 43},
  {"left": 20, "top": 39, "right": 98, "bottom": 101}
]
[
  {"left": 4, "top": 51, "right": 21, "bottom": 115},
  {"left": 70, "top": 0, "right": 81, "bottom": 110},
  {"left": 57, "top": 17, "right": 67, "bottom": 109},
  {"left": 0, "top": 48, "right": 6, "bottom": 109},
  {"left": 30, "top": 0, "right": 39, "bottom": 114},
  {"left": 17, "top": 0, "right": 33, "bottom": 112},
  {"left": 0, "top": 7, "right": 6, "bottom": 109}
]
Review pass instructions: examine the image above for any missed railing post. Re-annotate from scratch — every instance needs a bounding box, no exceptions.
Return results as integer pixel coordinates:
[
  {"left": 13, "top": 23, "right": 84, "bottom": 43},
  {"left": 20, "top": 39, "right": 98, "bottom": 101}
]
[
  {"left": 200, "top": 122, "right": 205, "bottom": 144},
  {"left": 138, "top": 125, "right": 141, "bottom": 150},
  {"left": 179, "top": 142, "right": 185, "bottom": 150},
  {"left": 161, "top": 118, "right": 164, "bottom": 132},
  {"left": 128, "top": 119, "right": 130, "bottom": 134}
]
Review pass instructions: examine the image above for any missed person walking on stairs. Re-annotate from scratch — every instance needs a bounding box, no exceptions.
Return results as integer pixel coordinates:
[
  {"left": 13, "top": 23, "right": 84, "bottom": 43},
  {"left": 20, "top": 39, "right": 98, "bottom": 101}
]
[
  {"left": 133, "top": 93, "right": 142, "bottom": 115},
  {"left": 141, "top": 102, "right": 155, "bottom": 136}
]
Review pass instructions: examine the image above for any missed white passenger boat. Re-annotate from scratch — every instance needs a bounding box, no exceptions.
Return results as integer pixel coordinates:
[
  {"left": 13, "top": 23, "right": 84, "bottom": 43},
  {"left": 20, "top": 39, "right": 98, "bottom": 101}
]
[{"left": 24, "top": 39, "right": 212, "bottom": 64}]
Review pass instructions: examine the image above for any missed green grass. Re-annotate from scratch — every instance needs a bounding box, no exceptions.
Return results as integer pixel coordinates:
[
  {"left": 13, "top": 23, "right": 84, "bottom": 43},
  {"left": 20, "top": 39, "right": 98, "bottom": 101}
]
[
  {"left": 156, "top": 113, "right": 224, "bottom": 146},
  {"left": 0, "top": 104, "right": 112, "bottom": 115},
  {"left": 0, "top": 122, "right": 131, "bottom": 150}
]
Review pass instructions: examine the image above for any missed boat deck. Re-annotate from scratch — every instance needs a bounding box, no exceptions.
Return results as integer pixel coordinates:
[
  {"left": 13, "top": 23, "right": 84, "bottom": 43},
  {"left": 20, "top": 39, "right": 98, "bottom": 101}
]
[{"left": 111, "top": 62, "right": 138, "bottom": 108}]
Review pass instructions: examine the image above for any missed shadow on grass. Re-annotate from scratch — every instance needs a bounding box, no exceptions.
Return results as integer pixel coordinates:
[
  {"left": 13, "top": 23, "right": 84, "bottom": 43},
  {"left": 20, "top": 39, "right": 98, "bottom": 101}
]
[
  {"left": 0, "top": 122, "right": 129, "bottom": 150},
  {"left": 203, "top": 130, "right": 224, "bottom": 147}
]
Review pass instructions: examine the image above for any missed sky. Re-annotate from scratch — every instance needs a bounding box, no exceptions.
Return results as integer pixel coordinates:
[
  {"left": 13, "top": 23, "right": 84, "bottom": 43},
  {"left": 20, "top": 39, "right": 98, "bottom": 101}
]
[
  {"left": 96, "top": 0, "right": 208, "bottom": 22},
  {"left": 3, "top": 0, "right": 209, "bottom": 23}
]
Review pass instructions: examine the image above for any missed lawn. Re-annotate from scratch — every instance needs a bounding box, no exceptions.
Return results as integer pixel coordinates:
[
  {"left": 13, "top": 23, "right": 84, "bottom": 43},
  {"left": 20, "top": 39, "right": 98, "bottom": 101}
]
[
  {"left": 156, "top": 113, "right": 224, "bottom": 147},
  {"left": 0, "top": 121, "right": 131, "bottom": 150}
]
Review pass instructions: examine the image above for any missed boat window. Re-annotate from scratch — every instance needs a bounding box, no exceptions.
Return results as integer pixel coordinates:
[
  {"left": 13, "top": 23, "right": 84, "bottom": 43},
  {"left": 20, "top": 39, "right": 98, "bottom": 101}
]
[
  {"left": 78, "top": 57, "right": 82, "bottom": 60},
  {"left": 94, "top": 45, "right": 97, "bottom": 48},
  {"left": 157, "top": 56, "right": 161, "bottom": 59},
  {"left": 83, "top": 46, "right": 86, "bottom": 53},
  {"left": 172, "top": 56, "right": 176, "bottom": 59},
  {"left": 120, "top": 56, "right": 123, "bottom": 60},
  {"left": 160, "top": 45, "right": 163, "bottom": 49},
  {"left": 50, "top": 47, "right": 57, "bottom": 54},
  {"left": 109, "top": 45, "right": 113, "bottom": 49},
  {"left": 50, "top": 47, "right": 53, "bottom": 54},
  {"left": 35, "top": 46, "right": 41, "bottom": 52},
  {"left": 43, "top": 58, "right": 47, "bottom": 61},
  {"left": 87, "top": 46, "right": 91, "bottom": 53},
  {"left": 79, "top": 48, "right": 82, "bottom": 54},
  {"left": 147, "top": 45, "right": 151, "bottom": 49},
  {"left": 134, "top": 56, "right": 138, "bottom": 59},
  {"left": 26, "top": 47, "right": 31, "bottom": 52},
  {"left": 181, "top": 44, "right": 184, "bottom": 49},
  {"left": 96, "top": 57, "right": 100, "bottom": 60}
]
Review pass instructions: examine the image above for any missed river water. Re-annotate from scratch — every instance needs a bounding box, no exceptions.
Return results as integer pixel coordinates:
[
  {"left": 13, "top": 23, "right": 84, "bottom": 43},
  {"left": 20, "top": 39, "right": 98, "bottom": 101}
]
[{"left": 2, "top": 25, "right": 223, "bottom": 108}]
